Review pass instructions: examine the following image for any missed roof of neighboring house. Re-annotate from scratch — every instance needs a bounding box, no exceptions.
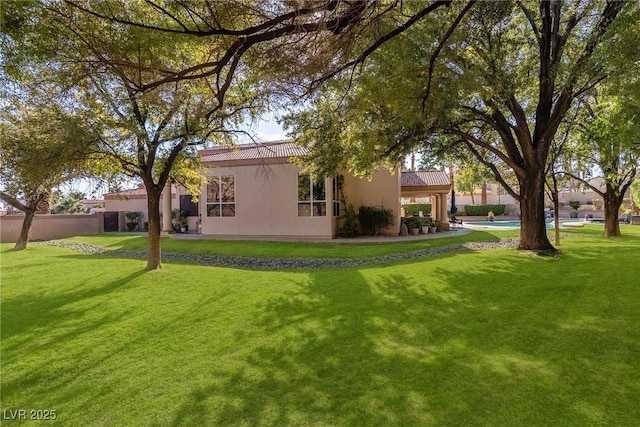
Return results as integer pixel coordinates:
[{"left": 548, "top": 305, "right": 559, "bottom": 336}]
[
  {"left": 104, "top": 185, "right": 176, "bottom": 200},
  {"left": 200, "top": 140, "right": 308, "bottom": 164},
  {"left": 401, "top": 171, "right": 450, "bottom": 187}
]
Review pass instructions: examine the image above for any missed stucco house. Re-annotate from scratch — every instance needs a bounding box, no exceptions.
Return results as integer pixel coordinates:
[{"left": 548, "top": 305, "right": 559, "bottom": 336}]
[
  {"left": 105, "top": 140, "right": 452, "bottom": 237},
  {"left": 197, "top": 140, "right": 451, "bottom": 238}
]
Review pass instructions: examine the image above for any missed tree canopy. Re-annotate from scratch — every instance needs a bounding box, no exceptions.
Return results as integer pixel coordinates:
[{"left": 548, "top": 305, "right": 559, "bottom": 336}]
[{"left": 284, "top": 0, "right": 636, "bottom": 252}]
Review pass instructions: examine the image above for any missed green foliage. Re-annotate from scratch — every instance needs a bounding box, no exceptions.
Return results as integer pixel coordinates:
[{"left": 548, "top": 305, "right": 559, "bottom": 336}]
[
  {"left": 569, "top": 201, "right": 581, "bottom": 210},
  {"left": 404, "top": 216, "right": 437, "bottom": 230},
  {"left": 358, "top": 205, "right": 394, "bottom": 236},
  {"left": 631, "top": 181, "right": 640, "bottom": 213},
  {"left": 125, "top": 211, "right": 142, "bottom": 222},
  {"left": 53, "top": 198, "right": 85, "bottom": 214},
  {"left": 402, "top": 203, "right": 431, "bottom": 217},
  {"left": 464, "top": 204, "right": 506, "bottom": 216},
  {"left": 337, "top": 204, "right": 360, "bottom": 237}
]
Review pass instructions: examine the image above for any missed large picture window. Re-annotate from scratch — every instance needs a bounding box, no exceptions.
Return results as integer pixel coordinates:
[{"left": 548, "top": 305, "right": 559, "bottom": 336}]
[
  {"left": 298, "top": 174, "right": 326, "bottom": 217},
  {"left": 207, "top": 175, "right": 235, "bottom": 217}
]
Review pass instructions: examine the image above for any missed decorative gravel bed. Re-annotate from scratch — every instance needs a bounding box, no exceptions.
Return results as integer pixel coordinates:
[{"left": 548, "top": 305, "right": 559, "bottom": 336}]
[{"left": 34, "top": 238, "right": 521, "bottom": 270}]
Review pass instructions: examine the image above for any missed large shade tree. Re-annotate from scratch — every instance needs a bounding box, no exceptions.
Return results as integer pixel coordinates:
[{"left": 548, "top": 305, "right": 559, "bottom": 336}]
[
  {"left": 27, "top": 0, "right": 411, "bottom": 270},
  {"left": 284, "top": 0, "right": 632, "bottom": 253}
]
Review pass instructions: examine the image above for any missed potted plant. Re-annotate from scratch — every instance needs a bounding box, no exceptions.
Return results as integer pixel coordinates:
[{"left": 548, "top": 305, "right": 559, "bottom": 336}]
[
  {"left": 421, "top": 218, "right": 430, "bottom": 234},
  {"left": 404, "top": 217, "right": 421, "bottom": 235},
  {"left": 429, "top": 219, "right": 438, "bottom": 234},
  {"left": 171, "top": 209, "right": 188, "bottom": 233}
]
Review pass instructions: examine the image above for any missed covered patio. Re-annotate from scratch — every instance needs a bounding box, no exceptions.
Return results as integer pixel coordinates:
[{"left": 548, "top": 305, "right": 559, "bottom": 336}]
[{"left": 401, "top": 171, "right": 452, "bottom": 229}]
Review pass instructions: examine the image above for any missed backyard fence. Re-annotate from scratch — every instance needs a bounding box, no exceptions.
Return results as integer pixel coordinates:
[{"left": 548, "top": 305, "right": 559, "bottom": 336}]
[{"left": 0, "top": 213, "right": 104, "bottom": 243}]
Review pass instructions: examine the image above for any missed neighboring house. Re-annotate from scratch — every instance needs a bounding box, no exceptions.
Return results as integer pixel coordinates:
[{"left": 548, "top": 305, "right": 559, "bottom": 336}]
[
  {"left": 102, "top": 140, "right": 452, "bottom": 238},
  {"left": 80, "top": 199, "right": 105, "bottom": 213}
]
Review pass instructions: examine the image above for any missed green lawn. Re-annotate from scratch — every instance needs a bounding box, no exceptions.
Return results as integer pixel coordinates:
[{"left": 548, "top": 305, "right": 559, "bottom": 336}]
[{"left": 2, "top": 226, "right": 639, "bottom": 426}]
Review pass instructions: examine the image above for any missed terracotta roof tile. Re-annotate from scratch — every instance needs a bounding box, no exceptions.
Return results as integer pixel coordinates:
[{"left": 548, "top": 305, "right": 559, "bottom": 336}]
[
  {"left": 200, "top": 141, "right": 308, "bottom": 163},
  {"left": 401, "top": 171, "right": 450, "bottom": 187}
]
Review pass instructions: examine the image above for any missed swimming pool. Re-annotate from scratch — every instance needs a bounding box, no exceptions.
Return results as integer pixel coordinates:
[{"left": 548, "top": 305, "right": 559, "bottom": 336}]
[{"left": 465, "top": 220, "right": 557, "bottom": 229}]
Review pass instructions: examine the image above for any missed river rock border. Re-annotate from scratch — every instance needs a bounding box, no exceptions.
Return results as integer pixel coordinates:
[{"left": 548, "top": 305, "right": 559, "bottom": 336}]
[{"left": 34, "top": 238, "right": 521, "bottom": 270}]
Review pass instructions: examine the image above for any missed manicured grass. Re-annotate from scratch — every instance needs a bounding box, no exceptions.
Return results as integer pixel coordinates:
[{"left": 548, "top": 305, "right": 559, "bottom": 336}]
[{"left": 2, "top": 226, "right": 639, "bottom": 425}]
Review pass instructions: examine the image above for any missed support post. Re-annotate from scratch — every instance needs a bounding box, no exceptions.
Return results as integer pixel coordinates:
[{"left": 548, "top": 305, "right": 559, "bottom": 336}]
[{"left": 162, "top": 183, "right": 172, "bottom": 234}]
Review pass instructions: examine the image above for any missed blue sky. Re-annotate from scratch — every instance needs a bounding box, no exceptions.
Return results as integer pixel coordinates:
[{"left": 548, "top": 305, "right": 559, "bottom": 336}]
[{"left": 238, "top": 113, "right": 287, "bottom": 143}]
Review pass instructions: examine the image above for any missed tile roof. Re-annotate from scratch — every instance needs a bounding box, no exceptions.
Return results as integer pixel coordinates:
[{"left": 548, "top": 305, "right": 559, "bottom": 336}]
[
  {"left": 104, "top": 185, "right": 176, "bottom": 198},
  {"left": 401, "top": 171, "right": 450, "bottom": 187},
  {"left": 200, "top": 141, "right": 308, "bottom": 163}
]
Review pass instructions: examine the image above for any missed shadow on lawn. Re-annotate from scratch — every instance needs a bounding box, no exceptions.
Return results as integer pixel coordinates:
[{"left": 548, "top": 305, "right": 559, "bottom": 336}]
[
  {"left": 1, "top": 264, "right": 147, "bottom": 358},
  {"left": 169, "top": 243, "right": 640, "bottom": 426}
]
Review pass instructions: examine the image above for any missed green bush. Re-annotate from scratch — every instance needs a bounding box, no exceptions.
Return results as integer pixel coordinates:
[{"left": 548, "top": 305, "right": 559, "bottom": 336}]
[
  {"left": 337, "top": 204, "right": 360, "bottom": 237},
  {"left": 569, "top": 200, "right": 580, "bottom": 210},
  {"left": 402, "top": 203, "right": 431, "bottom": 217},
  {"left": 404, "top": 217, "right": 426, "bottom": 230},
  {"left": 359, "top": 205, "right": 394, "bottom": 236},
  {"left": 464, "top": 204, "right": 506, "bottom": 216}
]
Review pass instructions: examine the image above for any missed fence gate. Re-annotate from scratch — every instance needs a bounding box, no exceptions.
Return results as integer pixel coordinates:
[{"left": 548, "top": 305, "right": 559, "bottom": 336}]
[{"left": 103, "top": 211, "right": 119, "bottom": 232}]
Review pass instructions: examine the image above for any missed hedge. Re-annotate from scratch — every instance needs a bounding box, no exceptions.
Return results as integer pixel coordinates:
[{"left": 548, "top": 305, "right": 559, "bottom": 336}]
[
  {"left": 464, "top": 204, "right": 506, "bottom": 216},
  {"left": 402, "top": 203, "right": 431, "bottom": 216}
]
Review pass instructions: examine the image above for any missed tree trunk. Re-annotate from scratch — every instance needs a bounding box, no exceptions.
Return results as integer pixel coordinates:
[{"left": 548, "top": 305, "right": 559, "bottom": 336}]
[
  {"left": 146, "top": 190, "right": 163, "bottom": 270},
  {"left": 602, "top": 190, "right": 622, "bottom": 237},
  {"left": 481, "top": 181, "right": 487, "bottom": 205},
  {"left": 518, "top": 171, "right": 556, "bottom": 253},
  {"left": 14, "top": 210, "right": 36, "bottom": 251}
]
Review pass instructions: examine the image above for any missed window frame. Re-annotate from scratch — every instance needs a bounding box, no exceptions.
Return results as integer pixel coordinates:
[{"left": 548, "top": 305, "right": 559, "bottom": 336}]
[
  {"left": 297, "top": 173, "right": 327, "bottom": 217},
  {"left": 206, "top": 174, "right": 235, "bottom": 217}
]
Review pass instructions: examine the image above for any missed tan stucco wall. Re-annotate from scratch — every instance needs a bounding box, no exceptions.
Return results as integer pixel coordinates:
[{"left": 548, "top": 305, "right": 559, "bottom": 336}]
[
  {"left": 201, "top": 163, "right": 334, "bottom": 238},
  {"left": 104, "top": 197, "right": 150, "bottom": 221},
  {"left": 341, "top": 168, "right": 401, "bottom": 236},
  {"left": 0, "top": 213, "right": 103, "bottom": 243}
]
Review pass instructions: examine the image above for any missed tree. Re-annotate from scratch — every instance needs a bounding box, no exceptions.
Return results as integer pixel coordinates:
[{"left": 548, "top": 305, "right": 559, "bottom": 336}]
[
  {"left": 29, "top": 0, "right": 407, "bottom": 270},
  {"left": 285, "top": 1, "right": 632, "bottom": 253},
  {"left": 568, "top": 94, "right": 640, "bottom": 236},
  {"left": 455, "top": 163, "right": 484, "bottom": 205},
  {"left": 631, "top": 180, "right": 640, "bottom": 215},
  {"left": 0, "top": 87, "right": 98, "bottom": 250}
]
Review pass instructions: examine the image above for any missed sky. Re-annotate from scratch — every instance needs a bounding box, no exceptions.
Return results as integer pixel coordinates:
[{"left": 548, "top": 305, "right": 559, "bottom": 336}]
[
  {"left": 74, "top": 115, "right": 289, "bottom": 199},
  {"left": 237, "top": 113, "right": 288, "bottom": 144}
]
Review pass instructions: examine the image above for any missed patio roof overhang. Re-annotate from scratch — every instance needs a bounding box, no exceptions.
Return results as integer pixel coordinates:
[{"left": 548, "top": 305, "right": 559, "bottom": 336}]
[{"left": 401, "top": 171, "right": 451, "bottom": 197}]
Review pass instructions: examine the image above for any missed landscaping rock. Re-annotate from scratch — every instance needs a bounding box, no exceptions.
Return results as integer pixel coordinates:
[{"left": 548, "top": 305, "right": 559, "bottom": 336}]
[{"left": 34, "top": 238, "right": 521, "bottom": 270}]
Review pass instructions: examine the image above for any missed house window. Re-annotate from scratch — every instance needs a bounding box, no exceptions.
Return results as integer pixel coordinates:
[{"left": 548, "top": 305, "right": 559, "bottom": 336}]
[
  {"left": 298, "top": 174, "right": 326, "bottom": 217},
  {"left": 207, "top": 175, "right": 235, "bottom": 217}
]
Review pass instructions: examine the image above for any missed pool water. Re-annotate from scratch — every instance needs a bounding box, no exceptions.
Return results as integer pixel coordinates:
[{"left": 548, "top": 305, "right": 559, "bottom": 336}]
[{"left": 466, "top": 220, "right": 557, "bottom": 229}]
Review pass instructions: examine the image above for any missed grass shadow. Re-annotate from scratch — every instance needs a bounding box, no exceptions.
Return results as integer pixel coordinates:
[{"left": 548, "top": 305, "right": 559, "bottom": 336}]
[{"left": 167, "top": 243, "right": 640, "bottom": 425}]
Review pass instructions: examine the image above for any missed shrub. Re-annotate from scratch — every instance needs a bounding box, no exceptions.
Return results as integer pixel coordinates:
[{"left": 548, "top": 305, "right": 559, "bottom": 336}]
[
  {"left": 464, "top": 204, "right": 506, "bottom": 216},
  {"left": 337, "top": 204, "right": 360, "bottom": 237},
  {"left": 125, "top": 211, "right": 142, "bottom": 232},
  {"left": 358, "top": 205, "right": 394, "bottom": 236},
  {"left": 402, "top": 203, "right": 431, "bottom": 217},
  {"left": 569, "top": 200, "right": 580, "bottom": 210}
]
